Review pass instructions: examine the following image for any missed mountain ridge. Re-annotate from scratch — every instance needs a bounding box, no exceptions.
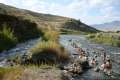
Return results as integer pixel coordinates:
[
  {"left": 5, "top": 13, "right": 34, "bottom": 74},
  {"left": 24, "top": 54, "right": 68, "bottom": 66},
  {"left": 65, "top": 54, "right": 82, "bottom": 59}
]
[
  {"left": 0, "top": 3, "right": 99, "bottom": 33},
  {"left": 92, "top": 21, "right": 120, "bottom": 31}
]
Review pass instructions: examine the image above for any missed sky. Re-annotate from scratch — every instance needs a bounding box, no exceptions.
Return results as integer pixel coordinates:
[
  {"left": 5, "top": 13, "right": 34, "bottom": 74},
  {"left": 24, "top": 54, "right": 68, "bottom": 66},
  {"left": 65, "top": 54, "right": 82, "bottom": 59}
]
[{"left": 0, "top": 0, "right": 120, "bottom": 25}]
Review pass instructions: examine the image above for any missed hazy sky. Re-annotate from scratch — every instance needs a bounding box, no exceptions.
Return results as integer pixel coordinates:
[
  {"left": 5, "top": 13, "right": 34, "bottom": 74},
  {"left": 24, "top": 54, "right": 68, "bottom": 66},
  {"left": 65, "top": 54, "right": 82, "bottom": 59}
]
[{"left": 0, "top": 0, "right": 120, "bottom": 25}]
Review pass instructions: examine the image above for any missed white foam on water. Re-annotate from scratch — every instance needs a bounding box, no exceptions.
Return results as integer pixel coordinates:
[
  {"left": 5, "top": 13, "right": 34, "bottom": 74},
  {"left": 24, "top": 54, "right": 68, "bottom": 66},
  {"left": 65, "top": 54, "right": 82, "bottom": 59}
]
[
  {"left": 112, "top": 53, "right": 120, "bottom": 54},
  {"left": 0, "top": 59, "right": 7, "bottom": 67}
]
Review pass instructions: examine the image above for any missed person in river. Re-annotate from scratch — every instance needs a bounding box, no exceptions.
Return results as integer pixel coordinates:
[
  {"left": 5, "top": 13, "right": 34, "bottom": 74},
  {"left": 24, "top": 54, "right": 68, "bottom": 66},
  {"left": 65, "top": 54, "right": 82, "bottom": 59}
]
[
  {"left": 79, "top": 50, "right": 85, "bottom": 58},
  {"left": 71, "top": 40, "right": 75, "bottom": 48},
  {"left": 69, "top": 39, "right": 72, "bottom": 42},
  {"left": 89, "top": 57, "right": 100, "bottom": 72},
  {"left": 99, "top": 59, "right": 112, "bottom": 75},
  {"left": 90, "top": 58, "right": 97, "bottom": 67},
  {"left": 79, "top": 53, "right": 87, "bottom": 62},
  {"left": 100, "top": 61, "right": 106, "bottom": 71},
  {"left": 76, "top": 47, "right": 83, "bottom": 54},
  {"left": 106, "top": 55, "right": 111, "bottom": 61},
  {"left": 104, "top": 59, "right": 112, "bottom": 75},
  {"left": 101, "top": 50, "right": 106, "bottom": 62}
]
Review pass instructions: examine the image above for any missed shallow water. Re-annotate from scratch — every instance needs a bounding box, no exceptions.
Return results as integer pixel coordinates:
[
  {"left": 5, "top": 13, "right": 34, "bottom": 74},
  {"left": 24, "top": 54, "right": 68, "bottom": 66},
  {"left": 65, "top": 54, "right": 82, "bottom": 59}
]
[
  {"left": 0, "top": 38, "right": 41, "bottom": 67},
  {"left": 60, "top": 35, "right": 120, "bottom": 80},
  {"left": 0, "top": 35, "right": 120, "bottom": 79}
]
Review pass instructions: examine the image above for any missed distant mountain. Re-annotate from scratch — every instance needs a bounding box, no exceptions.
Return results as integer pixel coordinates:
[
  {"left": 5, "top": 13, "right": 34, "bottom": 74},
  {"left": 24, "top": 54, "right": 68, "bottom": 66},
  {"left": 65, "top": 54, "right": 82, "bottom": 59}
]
[
  {"left": 0, "top": 3, "right": 99, "bottom": 33},
  {"left": 92, "top": 21, "right": 120, "bottom": 31}
]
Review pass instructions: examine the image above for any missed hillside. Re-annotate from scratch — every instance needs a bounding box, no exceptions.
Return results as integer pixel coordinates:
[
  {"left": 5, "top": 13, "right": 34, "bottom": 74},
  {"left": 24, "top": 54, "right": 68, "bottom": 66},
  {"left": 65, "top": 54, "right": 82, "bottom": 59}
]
[
  {"left": 92, "top": 21, "right": 120, "bottom": 31},
  {"left": 0, "top": 3, "right": 99, "bottom": 33},
  {"left": 0, "top": 3, "right": 99, "bottom": 52}
]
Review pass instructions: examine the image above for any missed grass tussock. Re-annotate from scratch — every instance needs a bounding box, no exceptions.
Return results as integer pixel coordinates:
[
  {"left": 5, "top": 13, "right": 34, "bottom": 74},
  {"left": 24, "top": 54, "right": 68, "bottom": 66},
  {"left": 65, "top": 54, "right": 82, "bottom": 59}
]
[
  {"left": 0, "top": 67, "right": 23, "bottom": 80},
  {"left": 42, "top": 30, "right": 59, "bottom": 41},
  {"left": 29, "top": 41, "right": 69, "bottom": 64},
  {"left": 28, "top": 30, "right": 69, "bottom": 65}
]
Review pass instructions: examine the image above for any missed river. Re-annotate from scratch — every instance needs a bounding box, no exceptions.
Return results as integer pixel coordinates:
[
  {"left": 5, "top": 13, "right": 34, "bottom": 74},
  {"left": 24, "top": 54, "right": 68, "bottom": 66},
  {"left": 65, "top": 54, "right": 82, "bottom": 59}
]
[
  {"left": 0, "top": 38, "right": 41, "bottom": 67},
  {"left": 0, "top": 35, "right": 120, "bottom": 80},
  {"left": 60, "top": 35, "right": 120, "bottom": 80}
]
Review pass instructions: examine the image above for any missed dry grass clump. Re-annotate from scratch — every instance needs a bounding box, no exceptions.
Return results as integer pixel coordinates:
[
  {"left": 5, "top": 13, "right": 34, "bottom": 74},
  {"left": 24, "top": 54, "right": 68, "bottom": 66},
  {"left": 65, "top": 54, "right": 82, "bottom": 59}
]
[
  {"left": 27, "top": 29, "right": 69, "bottom": 64},
  {"left": 0, "top": 67, "right": 23, "bottom": 80},
  {"left": 29, "top": 41, "right": 69, "bottom": 64},
  {"left": 42, "top": 30, "right": 59, "bottom": 41}
]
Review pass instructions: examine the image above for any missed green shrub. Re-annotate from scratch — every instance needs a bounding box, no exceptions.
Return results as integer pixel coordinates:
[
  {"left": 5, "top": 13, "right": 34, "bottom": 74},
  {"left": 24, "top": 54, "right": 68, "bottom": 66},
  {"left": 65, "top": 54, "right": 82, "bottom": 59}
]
[
  {"left": 0, "top": 24, "right": 18, "bottom": 52},
  {"left": 88, "top": 34, "right": 95, "bottom": 38},
  {"left": 113, "top": 40, "right": 120, "bottom": 47}
]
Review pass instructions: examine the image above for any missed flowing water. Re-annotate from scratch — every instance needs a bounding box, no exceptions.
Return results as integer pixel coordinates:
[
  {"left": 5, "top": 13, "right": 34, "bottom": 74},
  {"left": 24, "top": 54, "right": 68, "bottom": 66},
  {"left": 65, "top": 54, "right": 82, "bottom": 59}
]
[
  {"left": 60, "top": 35, "right": 120, "bottom": 80},
  {"left": 0, "top": 35, "right": 120, "bottom": 80},
  {"left": 0, "top": 38, "right": 41, "bottom": 67}
]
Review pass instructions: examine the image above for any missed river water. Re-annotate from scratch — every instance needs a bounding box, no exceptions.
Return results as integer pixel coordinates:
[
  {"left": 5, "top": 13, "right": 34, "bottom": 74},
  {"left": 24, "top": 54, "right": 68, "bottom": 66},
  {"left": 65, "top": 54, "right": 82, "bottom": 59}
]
[
  {"left": 60, "top": 35, "right": 120, "bottom": 80},
  {"left": 0, "top": 35, "right": 120, "bottom": 79},
  {"left": 0, "top": 38, "right": 41, "bottom": 67}
]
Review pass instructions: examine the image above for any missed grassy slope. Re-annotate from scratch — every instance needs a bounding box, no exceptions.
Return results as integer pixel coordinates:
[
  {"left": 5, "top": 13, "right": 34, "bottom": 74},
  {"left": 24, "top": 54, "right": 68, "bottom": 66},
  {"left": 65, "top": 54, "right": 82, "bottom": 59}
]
[
  {"left": 0, "top": 2, "right": 98, "bottom": 64},
  {"left": 0, "top": 3, "right": 98, "bottom": 33},
  {"left": 0, "top": 3, "right": 99, "bottom": 52},
  {"left": 0, "top": 14, "right": 43, "bottom": 52}
]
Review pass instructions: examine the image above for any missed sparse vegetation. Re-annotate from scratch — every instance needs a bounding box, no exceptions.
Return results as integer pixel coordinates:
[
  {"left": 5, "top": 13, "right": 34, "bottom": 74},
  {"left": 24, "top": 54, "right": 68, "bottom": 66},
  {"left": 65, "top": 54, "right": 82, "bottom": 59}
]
[
  {"left": 30, "top": 41, "right": 69, "bottom": 64},
  {"left": 62, "top": 19, "right": 99, "bottom": 33},
  {"left": 60, "top": 28, "right": 82, "bottom": 35},
  {"left": 42, "top": 30, "right": 59, "bottom": 41},
  {"left": 0, "top": 65, "right": 62, "bottom": 80},
  {"left": 20, "top": 65, "right": 62, "bottom": 80},
  {"left": 0, "top": 24, "right": 17, "bottom": 52},
  {"left": 0, "top": 67, "right": 23, "bottom": 80},
  {"left": 28, "top": 30, "right": 69, "bottom": 65},
  {"left": 87, "top": 32, "right": 120, "bottom": 47},
  {"left": 0, "top": 14, "right": 44, "bottom": 52}
]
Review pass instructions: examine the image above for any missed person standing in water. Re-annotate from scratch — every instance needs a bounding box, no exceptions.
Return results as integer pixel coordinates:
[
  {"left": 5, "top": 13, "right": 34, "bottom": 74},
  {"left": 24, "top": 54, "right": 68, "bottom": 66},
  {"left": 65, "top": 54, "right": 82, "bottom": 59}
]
[
  {"left": 105, "top": 59, "right": 112, "bottom": 75},
  {"left": 101, "top": 49, "right": 106, "bottom": 62}
]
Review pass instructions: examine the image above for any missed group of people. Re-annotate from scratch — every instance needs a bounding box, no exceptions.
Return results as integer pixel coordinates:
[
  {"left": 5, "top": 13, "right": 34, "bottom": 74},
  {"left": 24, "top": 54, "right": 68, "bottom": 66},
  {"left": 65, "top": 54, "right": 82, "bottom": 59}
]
[
  {"left": 99, "top": 51, "right": 112, "bottom": 75},
  {"left": 90, "top": 50, "right": 112, "bottom": 75},
  {"left": 77, "top": 48, "right": 88, "bottom": 63},
  {"left": 69, "top": 39, "right": 112, "bottom": 76}
]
